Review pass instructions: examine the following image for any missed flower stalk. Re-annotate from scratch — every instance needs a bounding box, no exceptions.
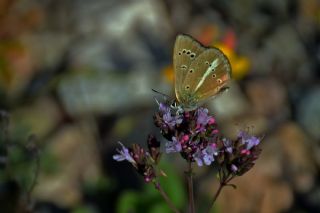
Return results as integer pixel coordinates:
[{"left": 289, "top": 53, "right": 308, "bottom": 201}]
[
  {"left": 153, "top": 181, "right": 181, "bottom": 213},
  {"left": 186, "top": 162, "right": 195, "bottom": 213},
  {"left": 206, "top": 182, "right": 224, "bottom": 213}
]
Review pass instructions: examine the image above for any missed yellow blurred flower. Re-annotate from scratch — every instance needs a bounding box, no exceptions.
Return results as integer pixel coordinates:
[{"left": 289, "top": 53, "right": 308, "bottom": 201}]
[
  {"left": 162, "top": 65, "right": 174, "bottom": 83},
  {"left": 214, "top": 42, "right": 250, "bottom": 80}
]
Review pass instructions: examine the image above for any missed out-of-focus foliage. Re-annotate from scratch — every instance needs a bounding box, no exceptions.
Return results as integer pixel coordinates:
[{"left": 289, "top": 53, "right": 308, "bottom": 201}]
[{"left": 116, "top": 161, "right": 186, "bottom": 213}]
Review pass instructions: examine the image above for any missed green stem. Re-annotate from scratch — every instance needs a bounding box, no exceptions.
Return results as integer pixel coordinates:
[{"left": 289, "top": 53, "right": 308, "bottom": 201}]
[
  {"left": 186, "top": 162, "right": 195, "bottom": 213},
  {"left": 154, "top": 181, "right": 181, "bottom": 213},
  {"left": 205, "top": 182, "right": 225, "bottom": 213},
  {"left": 206, "top": 170, "right": 232, "bottom": 213}
]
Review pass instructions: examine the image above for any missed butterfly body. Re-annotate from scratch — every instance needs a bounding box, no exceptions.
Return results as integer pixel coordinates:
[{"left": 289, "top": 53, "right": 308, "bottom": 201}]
[{"left": 173, "top": 34, "right": 232, "bottom": 111}]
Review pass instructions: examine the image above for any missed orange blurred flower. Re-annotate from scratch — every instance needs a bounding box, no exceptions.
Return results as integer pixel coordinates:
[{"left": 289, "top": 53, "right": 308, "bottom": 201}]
[{"left": 214, "top": 30, "right": 250, "bottom": 80}]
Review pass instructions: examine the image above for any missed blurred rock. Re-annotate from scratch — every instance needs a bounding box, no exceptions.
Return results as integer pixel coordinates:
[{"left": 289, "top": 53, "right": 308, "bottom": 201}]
[
  {"left": 11, "top": 97, "right": 62, "bottom": 139},
  {"left": 216, "top": 171, "right": 293, "bottom": 213},
  {"left": 58, "top": 70, "right": 170, "bottom": 115},
  {"left": 209, "top": 80, "right": 268, "bottom": 137},
  {"left": 0, "top": 40, "right": 36, "bottom": 99},
  {"left": 33, "top": 123, "right": 101, "bottom": 207},
  {"left": 21, "top": 33, "right": 72, "bottom": 69},
  {"left": 68, "top": 0, "right": 172, "bottom": 72},
  {"left": 297, "top": 87, "right": 320, "bottom": 140},
  {"left": 276, "top": 122, "right": 316, "bottom": 192},
  {"left": 70, "top": 0, "right": 171, "bottom": 39},
  {"left": 296, "top": 0, "right": 319, "bottom": 39},
  {"left": 209, "top": 81, "right": 250, "bottom": 121},
  {"left": 245, "top": 77, "right": 289, "bottom": 118},
  {"left": 252, "top": 25, "right": 311, "bottom": 81},
  {"left": 222, "top": 114, "right": 268, "bottom": 139}
]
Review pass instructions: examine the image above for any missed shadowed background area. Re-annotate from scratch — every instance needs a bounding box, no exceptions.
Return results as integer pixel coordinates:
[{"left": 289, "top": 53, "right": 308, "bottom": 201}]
[{"left": 0, "top": 0, "right": 320, "bottom": 212}]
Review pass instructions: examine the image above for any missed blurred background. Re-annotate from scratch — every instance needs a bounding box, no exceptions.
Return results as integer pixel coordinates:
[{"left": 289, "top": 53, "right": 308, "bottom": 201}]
[{"left": 0, "top": 0, "right": 320, "bottom": 212}]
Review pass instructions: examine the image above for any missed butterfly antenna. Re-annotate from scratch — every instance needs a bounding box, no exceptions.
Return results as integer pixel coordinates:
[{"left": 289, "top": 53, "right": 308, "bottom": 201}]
[
  {"left": 151, "top": 89, "right": 171, "bottom": 99},
  {"left": 154, "top": 97, "right": 160, "bottom": 106}
]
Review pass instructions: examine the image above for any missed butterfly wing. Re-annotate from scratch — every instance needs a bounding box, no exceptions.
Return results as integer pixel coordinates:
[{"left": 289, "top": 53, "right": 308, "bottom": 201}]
[
  {"left": 179, "top": 47, "right": 232, "bottom": 108},
  {"left": 173, "top": 35, "right": 206, "bottom": 103},
  {"left": 190, "top": 47, "right": 231, "bottom": 101}
]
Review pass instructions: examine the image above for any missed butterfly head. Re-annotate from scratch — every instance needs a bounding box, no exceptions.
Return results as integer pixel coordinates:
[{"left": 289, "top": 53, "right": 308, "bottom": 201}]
[{"left": 175, "top": 92, "right": 200, "bottom": 111}]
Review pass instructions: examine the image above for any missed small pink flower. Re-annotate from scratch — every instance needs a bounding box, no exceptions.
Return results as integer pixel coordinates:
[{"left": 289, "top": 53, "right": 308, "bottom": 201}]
[
  {"left": 210, "top": 143, "right": 217, "bottom": 148},
  {"left": 211, "top": 129, "right": 219, "bottom": 135},
  {"left": 196, "top": 123, "right": 201, "bottom": 130},
  {"left": 241, "top": 149, "right": 251, "bottom": 155},
  {"left": 145, "top": 177, "right": 151, "bottom": 182},
  {"left": 208, "top": 117, "right": 215, "bottom": 125},
  {"left": 182, "top": 135, "right": 189, "bottom": 142}
]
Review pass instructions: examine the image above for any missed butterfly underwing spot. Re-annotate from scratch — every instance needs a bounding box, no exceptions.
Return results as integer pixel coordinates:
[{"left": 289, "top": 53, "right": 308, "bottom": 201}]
[
  {"left": 185, "top": 85, "right": 190, "bottom": 90},
  {"left": 178, "top": 52, "right": 182, "bottom": 55},
  {"left": 205, "top": 61, "right": 210, "bottom": 65},
  {"left": 181, "top": 65, "right": 187, "bottom": 69},
  {"left": 187, "top": 50, "right": 191, "bottom": 54},
  {"left": 212, "top": 74, "right": 216, "bottom": 78},
  {"left": 189, "top": 69, "right": 194, "bottom": 73},
  {"left": 190, "top": 53, "right": 196, "bottom": 58},
  {"left": 217, "top": 79, "right": 222, "bottom": 84},
  {"left": 182, "top": 49, "right": 186, "bottom": 53}
]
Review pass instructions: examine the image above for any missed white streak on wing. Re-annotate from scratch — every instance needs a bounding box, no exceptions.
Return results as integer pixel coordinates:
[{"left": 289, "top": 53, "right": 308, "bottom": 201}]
[{"left": 195, "top": 58, "right": 219, "bottom": 92}]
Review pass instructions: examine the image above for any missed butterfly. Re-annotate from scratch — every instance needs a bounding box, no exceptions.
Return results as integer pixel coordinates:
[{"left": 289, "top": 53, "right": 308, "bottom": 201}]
[{"left": 173, "top": 34, "right": 232, "bottom": 111}]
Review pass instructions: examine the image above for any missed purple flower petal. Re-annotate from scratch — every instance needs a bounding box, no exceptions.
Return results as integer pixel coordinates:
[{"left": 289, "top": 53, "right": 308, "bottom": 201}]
[
  {"left": 231, "top": 164, "right": 238, "bottom": 172},
  {"left": 223, "top": 138, "right": 233, "bottom": 153},
  {"left": 113, "top": 142, "right": 135, "bottom": 164},
  {"left": 195, "top": 124, "right": 206, "bottom": 133},
  {"left": 246, "top": 136, "right": 260, "bottom": 149},
  {"left": 163, "top": 111, "right": 183, "bottom": 128},
  {"left": 165, "top": 137, "right": 182, "bottom": 153},
  {"left": 193, "top": 150, "right": 204, "bottom": 167},
  {"left": 201, "top": 144, "right": 218, "bottom": 165},
  {"left": 203, "top": 154, "right": 214, "bottom": 165},
  {"left": 196, "top": 108, "right": 211, "bottom": 126},
  {"left": 238, "top": 131, "right": 261, "bottom": 150},
  {"left": 159, "top": 102, "right": 170, "bottom": 113}
]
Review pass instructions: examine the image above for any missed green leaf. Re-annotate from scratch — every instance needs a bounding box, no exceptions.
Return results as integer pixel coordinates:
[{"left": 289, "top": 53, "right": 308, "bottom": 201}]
[
  {"left": 226, "top": 183, "right": 237, "bottom": 189},
  {"left": 149, "top": 202, "right": 172, "bottom": 213},
  {"left": 157, "top": 161, "right": 187, "bottom": 209},
  {"left": 72, "top": 205, "right": 96, "bottom": 213},
  {"left": 116, "top": 191, "right": 139, "bottom": 213}
]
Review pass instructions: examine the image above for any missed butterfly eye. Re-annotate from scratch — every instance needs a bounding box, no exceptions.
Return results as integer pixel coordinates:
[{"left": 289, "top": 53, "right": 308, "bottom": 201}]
[
  {"left": 212, "top": 74, "right": 216, "bottom": 78},
  {"left": 189, "top": 69, "right": 194, "bottom": 73},
  {"left": 217, "top": 79, "right": 222, "bottom": 84}
]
